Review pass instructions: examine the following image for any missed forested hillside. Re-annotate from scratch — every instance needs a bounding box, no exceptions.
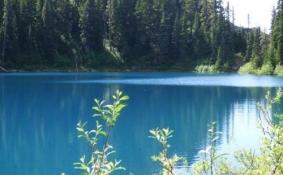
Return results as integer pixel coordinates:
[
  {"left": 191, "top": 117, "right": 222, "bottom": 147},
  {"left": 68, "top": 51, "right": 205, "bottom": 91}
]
[
  {"left": 0, "top": 0, "right": 271, "bottom": 71},
  {"left": 238, "top": 0, "right": 283, "bottom": 75},
  {"left": 266, "top": 0, "right": 283, "bottom": 75}
]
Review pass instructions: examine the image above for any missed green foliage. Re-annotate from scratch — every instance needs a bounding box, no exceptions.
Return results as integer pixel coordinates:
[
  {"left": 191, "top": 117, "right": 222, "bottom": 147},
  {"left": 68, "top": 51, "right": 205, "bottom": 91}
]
[
  {"left": 150, "top": 128, "right": 187, "bottom": 175},
  {"left": 238, "top": 62, "right": 258, "bottom": 74},
  {"left": 266, "top": 1, "right": 283, "bottom": 70},
  {"left": 80, "top": 0, "right": 104, "bottom": 52},
  {"left": 192, "top": 122, "right": 230, "bottom": 175},
  {"left": 234, "top": 150, "right": 263, "bottom": 174},
  {"left": 74, "top": 90, "right": 129, "bottom": 175},
  {"left": 231, "top": 89, "right": 283, "bottom": 175},
  {"left": 92, "top": 90, "right": 129, "bottom": 127},
  {"left": 72, "top": 89, "right": 283, "bottom": 175},
  {"left": 258, "top": 63, "right": 274, "bottom": 75},
  {"left": 5, "top": 0, "right": 283, "bottom": 73},
  {"left": 195, "top": 65, "right": 219, "bottom": 73},
  {"left": 239, "top": 62, "right": 274, "bottom": 75},
  {"left": 0, "top": 0, "right": 253, "bottom": 71},
  {"left": 150, "top": 89, "right": 283, "bottom": 175},
  {"left": 192, "top": 89, "right": 283, "bottom": 175},
  {"left": 274, "top": 64, "right": 283, "bottom": 76}
]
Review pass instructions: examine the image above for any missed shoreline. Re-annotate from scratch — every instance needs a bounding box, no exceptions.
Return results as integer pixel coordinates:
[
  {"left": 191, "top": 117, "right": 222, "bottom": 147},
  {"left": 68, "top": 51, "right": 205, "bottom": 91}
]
[
  {"left": 0, "top": 67, "right": 232, "bottom": 74},
  {"left": 0, "top": 66, "right": 280, "bottom": 76}
]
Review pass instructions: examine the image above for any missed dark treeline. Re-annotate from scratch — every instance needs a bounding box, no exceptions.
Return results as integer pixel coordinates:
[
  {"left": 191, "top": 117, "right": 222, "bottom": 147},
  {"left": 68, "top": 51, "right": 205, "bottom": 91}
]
[
  {"left": 269, "top": 0, "right": 283, "bottom": 69},
  {"left": 0, "top": 0, "right": 267, "bottom": 71},
  {"left": 238, "top": 0, "right": 283, "bottom": 75}
]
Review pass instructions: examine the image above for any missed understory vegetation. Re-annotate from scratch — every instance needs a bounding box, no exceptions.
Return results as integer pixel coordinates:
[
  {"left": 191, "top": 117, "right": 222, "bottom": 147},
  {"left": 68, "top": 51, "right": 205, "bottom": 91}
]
[
  {"left": 73, "top": 89, "right": 283, "bottom": 175},
  {"left": 195, "top": 65, "right": 219, "bottom": 74}
]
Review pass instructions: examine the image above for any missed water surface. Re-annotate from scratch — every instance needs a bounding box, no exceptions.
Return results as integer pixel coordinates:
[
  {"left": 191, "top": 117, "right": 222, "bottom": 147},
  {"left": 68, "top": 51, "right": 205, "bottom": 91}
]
[{"left": 0, "top": 73, "right": 282, "bottom": 175}]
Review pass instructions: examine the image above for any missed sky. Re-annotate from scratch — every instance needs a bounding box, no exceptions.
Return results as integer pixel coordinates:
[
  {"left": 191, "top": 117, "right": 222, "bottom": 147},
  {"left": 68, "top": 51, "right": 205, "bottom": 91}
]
[{"left": 223, "top": 0, "right": 277, "bottom": 32}]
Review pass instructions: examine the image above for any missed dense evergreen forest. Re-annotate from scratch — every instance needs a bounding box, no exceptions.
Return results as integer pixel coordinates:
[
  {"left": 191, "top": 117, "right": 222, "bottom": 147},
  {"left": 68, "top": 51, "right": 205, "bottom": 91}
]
[{"left": 0, "top": 0, "right": 281, "bottom": 73}]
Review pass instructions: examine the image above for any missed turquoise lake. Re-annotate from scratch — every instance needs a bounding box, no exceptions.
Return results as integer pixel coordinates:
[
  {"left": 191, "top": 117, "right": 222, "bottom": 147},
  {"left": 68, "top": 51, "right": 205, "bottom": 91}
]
[{"left": 1, "top": 73, "right": 283, "bottom": 175}]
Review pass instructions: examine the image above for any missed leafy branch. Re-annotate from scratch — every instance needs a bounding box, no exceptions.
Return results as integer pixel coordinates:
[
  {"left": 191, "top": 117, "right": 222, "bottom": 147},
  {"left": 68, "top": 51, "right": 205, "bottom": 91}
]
[{"left": 74, "top": 90, "right": 129, "bottom": 175}]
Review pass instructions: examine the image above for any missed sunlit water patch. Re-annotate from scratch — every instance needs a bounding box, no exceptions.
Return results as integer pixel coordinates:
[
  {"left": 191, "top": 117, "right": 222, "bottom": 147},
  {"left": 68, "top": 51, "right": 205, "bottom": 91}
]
[{"left": 57, "top": 73, "right": 283, "bottom": 87}]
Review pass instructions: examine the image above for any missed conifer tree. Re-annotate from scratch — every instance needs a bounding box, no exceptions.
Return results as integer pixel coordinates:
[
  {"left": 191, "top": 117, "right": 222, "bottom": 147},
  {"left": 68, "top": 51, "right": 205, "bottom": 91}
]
[{"left": 0, "top": 0, "right": 258, "bottom": 70}]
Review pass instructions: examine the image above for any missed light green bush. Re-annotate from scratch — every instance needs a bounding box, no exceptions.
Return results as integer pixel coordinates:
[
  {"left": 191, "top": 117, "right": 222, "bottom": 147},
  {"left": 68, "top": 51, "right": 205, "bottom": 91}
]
[
  {"left": 274, "top": 64, "right": 283, "bottom": 76},
  {"left": 232, "top": 89, "right": 283, "bottom": 175},
  {"left": 195, "top": 65, "right": 219, "bottom": 73},
  {"left": 258, "top": 63, "right": 274, "bottom": 75},
  {"left": 239, "top": 62, "right": 274, "bottom": 75},
  {"left": 238, "top": 62, "right": 258, "bottom": 74}
]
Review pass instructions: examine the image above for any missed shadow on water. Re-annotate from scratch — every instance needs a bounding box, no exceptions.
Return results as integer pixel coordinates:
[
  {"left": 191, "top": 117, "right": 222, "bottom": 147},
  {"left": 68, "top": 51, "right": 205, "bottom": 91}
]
[{"left": 0, "top": 73, "right": 281, "bottom": 175}]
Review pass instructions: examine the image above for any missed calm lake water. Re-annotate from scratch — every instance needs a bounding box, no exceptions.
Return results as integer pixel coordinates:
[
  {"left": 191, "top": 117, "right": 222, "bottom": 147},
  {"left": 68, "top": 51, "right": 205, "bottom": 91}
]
[{"left": 1, "top": 72, "right": 283, "bottom": 175}]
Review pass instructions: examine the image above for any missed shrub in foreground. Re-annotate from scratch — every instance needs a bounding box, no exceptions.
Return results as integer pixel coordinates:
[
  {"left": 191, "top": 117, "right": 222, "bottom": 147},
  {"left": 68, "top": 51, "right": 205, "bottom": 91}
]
[
  {"left": 74, "top": 89, "right": 283, "bottom": 175},
  {"left": 75, "top": 90, "right": 129, "bottom": 175},
  {"left": 150, "top": 128, "right": 187, "bottom": 175}
]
